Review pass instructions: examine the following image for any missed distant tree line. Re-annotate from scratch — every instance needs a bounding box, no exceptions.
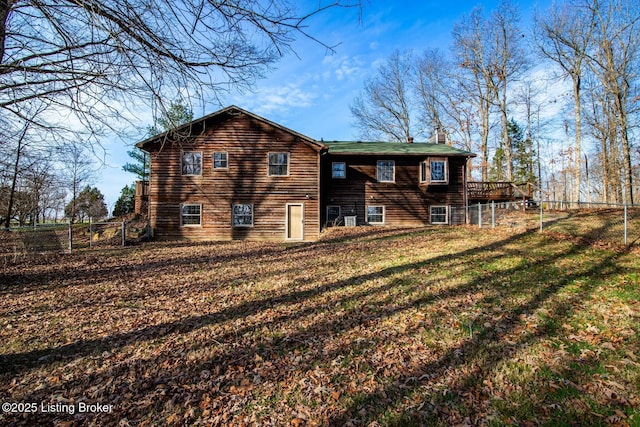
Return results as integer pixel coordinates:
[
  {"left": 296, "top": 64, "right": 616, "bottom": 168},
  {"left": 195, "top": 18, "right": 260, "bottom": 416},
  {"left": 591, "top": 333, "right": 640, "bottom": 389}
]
[{"left": 351, "top": 0, "right": 639, "bottom": 204}]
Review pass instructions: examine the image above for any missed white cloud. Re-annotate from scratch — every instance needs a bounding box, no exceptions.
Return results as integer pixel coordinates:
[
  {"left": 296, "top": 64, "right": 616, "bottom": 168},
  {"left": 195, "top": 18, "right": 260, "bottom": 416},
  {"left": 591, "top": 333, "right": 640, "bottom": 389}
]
[
  {"left": 232, "top": 82, "right": 318, "bottom": 116},
  {"left": 321, "top": 54, "right": 363, "bottom": 81}
]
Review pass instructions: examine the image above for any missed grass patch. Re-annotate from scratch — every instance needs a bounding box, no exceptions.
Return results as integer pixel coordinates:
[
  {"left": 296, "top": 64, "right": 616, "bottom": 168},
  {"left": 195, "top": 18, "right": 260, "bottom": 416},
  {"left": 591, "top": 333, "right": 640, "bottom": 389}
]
[{"left": 1, "top": 223, "right": 639, "bottom": 426}]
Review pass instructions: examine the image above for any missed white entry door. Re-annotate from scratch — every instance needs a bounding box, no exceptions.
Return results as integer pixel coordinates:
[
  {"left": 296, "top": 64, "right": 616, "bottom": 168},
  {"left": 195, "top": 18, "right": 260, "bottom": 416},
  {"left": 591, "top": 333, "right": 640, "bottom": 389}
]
[{"left": 286, "top": 204, "right": 304, "bottom": 240}]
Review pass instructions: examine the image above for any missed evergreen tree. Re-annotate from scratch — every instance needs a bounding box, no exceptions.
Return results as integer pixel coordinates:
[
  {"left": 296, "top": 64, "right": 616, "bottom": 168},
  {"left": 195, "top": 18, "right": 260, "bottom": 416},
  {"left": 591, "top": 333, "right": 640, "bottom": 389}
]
[
  {"left": 490, "top": 144, "right": 507, "bottom": 181},
  {"left": 510, "top": 119, "right": 536, "bottom": 183},
  {"left": 65, "top": 186, "right": 108, "bottom": 222},
  {"left": 123, "top": 101, "right": 194, "bottom": 180},
  {"left": 112, "top": 184, "right": 136, "bottom": 217},
  {"left": 122, "top": 148, "right": 149, "bottom": 181}
]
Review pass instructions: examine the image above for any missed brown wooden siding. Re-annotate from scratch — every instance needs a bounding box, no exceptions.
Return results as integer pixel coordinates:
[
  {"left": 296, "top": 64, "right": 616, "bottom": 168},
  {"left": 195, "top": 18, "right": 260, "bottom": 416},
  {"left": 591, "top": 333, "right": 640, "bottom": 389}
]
[
  {"left": 322, "top": 155, "right": 468, "bottom": 227},
  {"left": 147, "top": 114, "right": 320, "bottom": 241}
]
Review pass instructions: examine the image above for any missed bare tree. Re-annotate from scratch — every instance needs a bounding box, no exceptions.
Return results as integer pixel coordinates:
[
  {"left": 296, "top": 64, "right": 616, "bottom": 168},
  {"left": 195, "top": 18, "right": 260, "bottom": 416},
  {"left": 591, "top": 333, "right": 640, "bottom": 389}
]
[
  {"left": 534, "top": 0, "right": 596, "bottom": 204},
  {"left": 452, "top": 6, "right": 498, "bottom": 181},
  {"left": 490, "top": 0, "right": 528, "bottom": 181},
  {"left": 57, "top": 144, "right": 97, "bottom": 223},
  {"left": 415, "top": 49, "right": 450, "bottom": 133},
  {"left": 0, "top": 0, "right": 360, "bottom": 148},
  {"left": 1, "top": 103, "right": 50, "bottom": 228},
  {"left": 350, "top": 50, "right": 417, "bottom": 142},
  {"left": 585, "top": 0, "right": 639, "bottom": 204},
  {"left": 415, "top": 48, "right": 480, "bottom": 179}
]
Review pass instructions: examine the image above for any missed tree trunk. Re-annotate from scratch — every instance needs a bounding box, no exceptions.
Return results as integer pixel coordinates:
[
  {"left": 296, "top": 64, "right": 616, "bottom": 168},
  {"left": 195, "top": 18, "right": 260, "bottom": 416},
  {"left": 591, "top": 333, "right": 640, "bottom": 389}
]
[
  {"left": 0, "top": 0, "right": 15, "bottom": 63},
  {"left": 4, "top": 123, "right": 28, "bottom": 229},
  {"left": 572, "top": 76, "right": 582, "bottom": 203}
]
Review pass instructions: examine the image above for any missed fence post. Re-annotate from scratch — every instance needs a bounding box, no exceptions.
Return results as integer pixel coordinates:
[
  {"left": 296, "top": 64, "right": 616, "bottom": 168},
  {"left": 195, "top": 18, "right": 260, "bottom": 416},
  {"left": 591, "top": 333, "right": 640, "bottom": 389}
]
[
  {"left": 89, "top": 218, "right": 93, "bottom": 248},
  {"left": 478, "top": 203, "right": 482, "bottom": 229},
  {"left": 491, "top": 201, "right": 495, "bottom": 228},
  {"left": 68, "top": 221, "right": 73, "bottom": 253},
  {"left": 539, "top": 200, "right": 543, "bottom": 233},
  {"left": 33, "top": 221, "right": 37, "bottom": 253},
  {"left": 624, "top": 204, "right": 628, "bottom": 245}
]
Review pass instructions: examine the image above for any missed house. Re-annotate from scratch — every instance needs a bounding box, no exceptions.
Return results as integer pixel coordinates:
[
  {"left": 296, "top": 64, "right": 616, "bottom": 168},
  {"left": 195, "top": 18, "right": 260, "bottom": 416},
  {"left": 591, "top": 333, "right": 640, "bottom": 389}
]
[
  {"left": 322, "top": 141, "right": 474, "bottom": 227},
  {"left": 136, "top": 106, "right": 475, "bottom": 241},
  {"left": 136, "top": 106, "right": 324, "bottom": 241}
]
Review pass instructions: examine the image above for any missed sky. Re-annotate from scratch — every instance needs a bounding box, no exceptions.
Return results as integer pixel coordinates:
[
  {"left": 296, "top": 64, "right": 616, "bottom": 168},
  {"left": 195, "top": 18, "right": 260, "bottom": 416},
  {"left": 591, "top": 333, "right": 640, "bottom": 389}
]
[{"left": 97, "top": 0, "right": 555, "bottom": 211}]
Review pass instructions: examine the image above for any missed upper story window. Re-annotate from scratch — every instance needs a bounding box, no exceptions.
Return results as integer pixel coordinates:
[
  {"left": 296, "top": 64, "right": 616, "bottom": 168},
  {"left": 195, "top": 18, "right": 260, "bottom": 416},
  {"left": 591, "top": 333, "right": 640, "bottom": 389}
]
[
  {"left": 377, "top": 160, "right": 395, "bottom": 182},
  {"left": 213, "top": 152, "right": 228, "bottom": 169},
  {"left": 182, "top": 151, "right": 202, "bottom": 175},
  {"left": 332, "top": 162, "right": 346, "bottom": 179},
  {"left": 421, "top": 158, "right": 449, "bottom": 184},
  {"left": 268, "top": 152, "right": 289, "bottom": 176}
]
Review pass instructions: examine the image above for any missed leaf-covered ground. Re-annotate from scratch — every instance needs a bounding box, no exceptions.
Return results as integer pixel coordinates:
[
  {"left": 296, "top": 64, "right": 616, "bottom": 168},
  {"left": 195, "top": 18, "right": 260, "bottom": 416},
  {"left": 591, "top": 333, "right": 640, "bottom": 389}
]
[{"left": 1, "top": 225, "right": 639, "bottom": 426}]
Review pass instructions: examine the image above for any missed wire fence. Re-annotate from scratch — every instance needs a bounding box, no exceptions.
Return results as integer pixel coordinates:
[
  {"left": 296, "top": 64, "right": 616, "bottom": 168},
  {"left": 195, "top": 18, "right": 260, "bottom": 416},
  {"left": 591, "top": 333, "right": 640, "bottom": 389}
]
[
  {"left": 457, "top": 201, "right": 639, "bottom": 247},
  {"left": 3, "top": 203, "right": 637, "bottom": 264},
  {"left": 1, "top": 219, "right": 150, "bottom": 263}
]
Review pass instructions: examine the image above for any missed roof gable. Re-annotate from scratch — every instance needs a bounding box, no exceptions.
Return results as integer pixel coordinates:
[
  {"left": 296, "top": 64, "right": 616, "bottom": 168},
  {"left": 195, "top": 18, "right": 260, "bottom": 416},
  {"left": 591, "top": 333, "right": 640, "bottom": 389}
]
[{"left": 136, "top": 105, "right": 326, "bottom": 152}]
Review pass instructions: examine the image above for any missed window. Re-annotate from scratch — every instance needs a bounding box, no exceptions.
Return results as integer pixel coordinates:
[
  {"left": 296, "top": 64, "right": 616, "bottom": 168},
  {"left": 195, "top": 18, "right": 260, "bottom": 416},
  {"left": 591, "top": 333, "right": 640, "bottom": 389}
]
[
  {"left": 182, "top": 151, "right": 202, "bottom": 175},
  {"left": 367, "top": 206, "right": 385, "bottom": 224},
  {"left": 213, "top": 152, "right": 228, "bottom": 169},
  {"left": 421, "top": 158, "right": 448, "bottom": 184},
  {"left": 268, "top": 152, "right": 289, "bottom": 176},
  {"left": 377, "top": 160, "right": 395, "bottom": 182},
  {"left": 326, "top": 205, "right": 341, "bottom": 224},
  {"left": 332, "top": 162, "right": 346, "bottom": 179},
  {"left": 181, "top": 204, "right": 201, "bottom": 226},
  {"left": 430, "top": 206, "right": 448, "bottom": 224},
  {"left": 232, "top": 204, "right": 253, "bottom": 227}
]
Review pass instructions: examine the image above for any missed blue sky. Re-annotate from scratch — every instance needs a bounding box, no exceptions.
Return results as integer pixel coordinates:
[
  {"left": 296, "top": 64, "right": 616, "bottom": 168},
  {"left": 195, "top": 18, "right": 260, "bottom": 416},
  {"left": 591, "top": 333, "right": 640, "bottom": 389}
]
[{"left": 99, "top": 0, "right": 554, "bottom": 210}]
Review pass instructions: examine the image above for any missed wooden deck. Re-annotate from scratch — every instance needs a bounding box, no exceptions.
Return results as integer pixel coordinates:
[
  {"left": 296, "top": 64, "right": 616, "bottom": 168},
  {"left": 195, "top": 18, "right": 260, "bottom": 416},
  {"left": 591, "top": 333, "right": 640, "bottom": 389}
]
[
  {"left": 134, "top": 180, "right": 149, "bottom": 216},
  {"left": 467, "top": 181, "right": 534, "bottom": 202}
]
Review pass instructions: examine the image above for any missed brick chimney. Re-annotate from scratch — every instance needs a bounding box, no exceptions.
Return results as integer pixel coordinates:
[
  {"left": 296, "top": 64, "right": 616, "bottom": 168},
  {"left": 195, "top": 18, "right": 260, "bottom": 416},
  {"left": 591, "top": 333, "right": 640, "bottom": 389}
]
[{"left": 435, "top": 127, "right": 446, "bottom": 144}]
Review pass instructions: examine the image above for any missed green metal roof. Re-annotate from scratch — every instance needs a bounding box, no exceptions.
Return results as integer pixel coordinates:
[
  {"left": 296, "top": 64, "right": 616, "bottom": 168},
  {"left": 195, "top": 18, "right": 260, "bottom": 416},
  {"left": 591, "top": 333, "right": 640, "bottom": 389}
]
[{"left": 325, "top": 141, "right": 475, "bottom": 157}]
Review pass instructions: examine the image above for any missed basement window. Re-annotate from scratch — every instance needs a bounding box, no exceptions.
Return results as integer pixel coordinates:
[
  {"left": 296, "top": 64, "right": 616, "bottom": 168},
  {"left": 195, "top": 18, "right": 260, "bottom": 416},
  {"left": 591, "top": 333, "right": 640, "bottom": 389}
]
[
  {"left": 430, "top": 206, "right": 448, "bottom": 225},
  {"left": 327, "top": 205, "right": 341, "bottom": 224},
  {"left": 181, "top": 204, "right": 201, "bottom": 226},
  {"left": 367, "top": 205, "right": 385, "bottom": 224},
  {"left": 233, "top": 204, "right": 254, "bottom": 227}
]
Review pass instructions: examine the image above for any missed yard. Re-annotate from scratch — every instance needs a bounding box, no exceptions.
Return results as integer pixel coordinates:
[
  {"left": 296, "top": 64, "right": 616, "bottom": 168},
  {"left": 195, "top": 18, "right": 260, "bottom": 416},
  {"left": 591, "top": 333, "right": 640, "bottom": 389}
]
[{"left": 1, "top": 223, "right": 639, "bottom": 426}]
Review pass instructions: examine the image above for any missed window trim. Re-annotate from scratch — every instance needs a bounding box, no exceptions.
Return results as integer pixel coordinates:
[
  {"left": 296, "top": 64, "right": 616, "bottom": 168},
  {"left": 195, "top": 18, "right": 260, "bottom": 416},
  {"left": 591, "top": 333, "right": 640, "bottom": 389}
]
[
  {"left": 180, "top": 204, "right": 202, "bottom": 227},
  {"left": 232, "top": 203, "right": 254, "bottom": 227},
  {"left": 366, "top": 205, "right": 385, "bottom": 225},
  {"left": 181, "top": 151, "right": 203, "bottom": 176},
  {"left": 376, "top": 160, "right": 395, "bottom": 183},
  {"left": 421, "top": 157, "right": 449, "bottom": 184},
  {"left": 332, "top": 162, "right": 346, "bottom": 179},
  {"left": 267, "top": 152, "right": 290, "bottom": 177},
  {"left": 213, "top": 152, "right": 229, "bottom": 169},
  {"left": 430, "top": 205, "right": 449, "bottom": 225}
]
